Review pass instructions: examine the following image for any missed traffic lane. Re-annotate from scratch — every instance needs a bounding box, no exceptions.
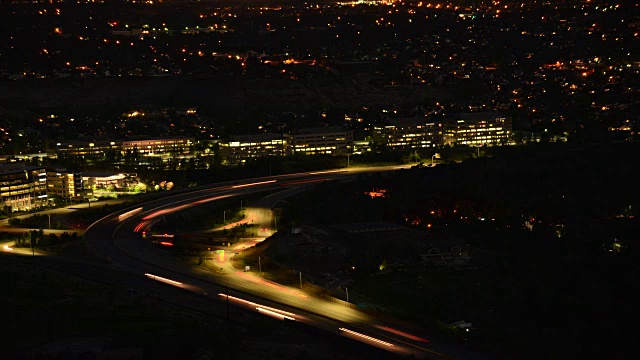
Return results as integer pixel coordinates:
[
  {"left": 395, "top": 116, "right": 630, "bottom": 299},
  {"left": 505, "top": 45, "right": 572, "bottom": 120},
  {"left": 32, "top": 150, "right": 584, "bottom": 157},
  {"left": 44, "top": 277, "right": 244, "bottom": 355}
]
[
  {"left": 125, "top": 184, "right": 285, "bottom": 226},
  {"left": 213, "top": 291, "right": 423, "bottom": 358},
  {"left": 109, "top": 188, "right": 450, "bottom": 355},
  {"left": 248, "top": 185, "right": 315, "bottom": 209},
  {"left": 89, "top": 166, "right": 397, "bottom": 245},
  {"left": 124, "top": 166, "right": 404, "bottom": 223},
  {"left": 111, "top": 227, "right": 448, "bottom": 357},
  {"left": 1, "top": 250, "right": 408, "bottom": 359},
  {"left": 104, "top": 167, "right": 356, "bottom": 221},
  {"left": 112, "top": 229, "right": 385, "bottom": 330},
  {"left": 85, "top": 184, "right": 282, "bottom": 261},
  {"left": 133, "top": 265, "right": 425, "bottom": 357},
  {"left": 85, "top": 166, "right": 451, "bottom": 356}
]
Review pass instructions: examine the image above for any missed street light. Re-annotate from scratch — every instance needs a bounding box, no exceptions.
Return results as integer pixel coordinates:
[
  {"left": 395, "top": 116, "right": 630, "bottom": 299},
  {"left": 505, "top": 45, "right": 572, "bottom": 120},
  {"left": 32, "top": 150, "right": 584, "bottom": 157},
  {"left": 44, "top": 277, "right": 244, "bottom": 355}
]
[
  {"left": 431, "top": 152, "right": 440, "bottom": 166},
  {"left": 270, "top": 209, "right": 276, "bottom": 230}
]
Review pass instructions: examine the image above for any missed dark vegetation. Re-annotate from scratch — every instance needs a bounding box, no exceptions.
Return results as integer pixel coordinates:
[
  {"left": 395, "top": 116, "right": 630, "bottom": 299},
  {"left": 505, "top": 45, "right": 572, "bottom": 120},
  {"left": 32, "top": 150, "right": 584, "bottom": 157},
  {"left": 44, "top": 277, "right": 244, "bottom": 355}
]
[
  {"left": 8, "top": 214, "right": 67, "bottom": 230},
  {"left": 281, "top": 142, "right": 640, "bottom": 359},
  {"left": 10, "top": 230, "right": 80, "bottom": 250}
]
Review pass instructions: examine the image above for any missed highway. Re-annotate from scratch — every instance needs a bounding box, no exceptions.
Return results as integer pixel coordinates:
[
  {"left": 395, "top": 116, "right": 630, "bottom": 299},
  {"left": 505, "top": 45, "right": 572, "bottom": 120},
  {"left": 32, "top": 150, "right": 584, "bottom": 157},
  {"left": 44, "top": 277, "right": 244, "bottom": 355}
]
[{"left": 79, "top": 166, "right": 465, "bottom": 359}]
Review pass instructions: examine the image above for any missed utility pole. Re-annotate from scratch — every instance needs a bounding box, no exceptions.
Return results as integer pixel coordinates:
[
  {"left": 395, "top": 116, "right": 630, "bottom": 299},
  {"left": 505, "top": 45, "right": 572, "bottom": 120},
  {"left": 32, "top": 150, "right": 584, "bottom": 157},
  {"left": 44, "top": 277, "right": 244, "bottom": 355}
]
[
  {"left": 258, "top": 256, "right": 262, "bottom": 276},
  {"left": 346, "top": 287, "right": 349, "bottom": 303},
  {"left": 30, "top": 230, "right": 34, "bottom": 268},
  {"left": 299, "top": 271, "right": 302, "bottom": 289},
  {"left": 226, "top": 285, "right": 229, "bottom": 319},
  {"left": 47, "top": 214, "right": 51, "bottom": 230},
  {"left": 223, "top": 210, "right": 226, "bottom": 223}
]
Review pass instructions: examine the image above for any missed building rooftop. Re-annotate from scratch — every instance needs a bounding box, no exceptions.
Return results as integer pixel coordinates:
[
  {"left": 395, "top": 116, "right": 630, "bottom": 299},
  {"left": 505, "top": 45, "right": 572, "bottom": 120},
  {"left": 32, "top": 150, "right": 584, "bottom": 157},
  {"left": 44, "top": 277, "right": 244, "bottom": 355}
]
[
  {"left": 0, "top": 162, "right": 44, "bottom": 173},
  {"left": 295, "top": 127, "right": 347, "bottom": 135},
  {"left": 229, "top": 133, "right": 284, "bottom": 142},
  {"left": 82, "top": 172, "right": 124, "bottom": 178},
  {"left": 122, "top": 136, "right": 193, "bottom": 142},
  {"left": 444, "top": 112, "right": 505, "bottom": 122},
  {"left": 380, "top": 117, "right": 440, "bottom": 127}
]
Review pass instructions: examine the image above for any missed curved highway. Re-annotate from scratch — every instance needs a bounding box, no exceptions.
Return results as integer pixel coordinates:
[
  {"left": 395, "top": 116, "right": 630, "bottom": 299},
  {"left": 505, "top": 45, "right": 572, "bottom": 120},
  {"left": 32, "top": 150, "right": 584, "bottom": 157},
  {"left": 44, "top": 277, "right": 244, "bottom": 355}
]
[{"left": 84, "top": 166, "right": 461, "bottom": 359}]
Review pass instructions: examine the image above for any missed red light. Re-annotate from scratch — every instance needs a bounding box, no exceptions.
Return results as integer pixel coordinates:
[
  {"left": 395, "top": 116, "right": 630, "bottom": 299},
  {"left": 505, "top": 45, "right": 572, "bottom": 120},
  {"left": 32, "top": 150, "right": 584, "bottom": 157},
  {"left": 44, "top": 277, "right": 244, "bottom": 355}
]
[
  {"left": 375, "top": 326, "right": 430, "bottom": 343},
  {"left": 159, "top": 242, "right": 174, "bottom": 246}
]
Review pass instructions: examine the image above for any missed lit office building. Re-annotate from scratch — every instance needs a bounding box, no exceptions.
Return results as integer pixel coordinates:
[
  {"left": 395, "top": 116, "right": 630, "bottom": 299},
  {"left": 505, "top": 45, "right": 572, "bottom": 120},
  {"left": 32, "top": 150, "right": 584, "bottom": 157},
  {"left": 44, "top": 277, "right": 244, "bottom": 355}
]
[
  {"left": 121, "top": 137, "right": 194, "bottom": 156},
  {"left": 443, "top": 112, "right": 512, "bottom": 146},
  {"left": 0, "top": 163, "right": 47, "bottom": 212},
  {"left": 285, "top": 127, "right": 353, "bottom": 155},
  {"left": 82, "top": 172, "right": 132, "bottom": 189},
  {"left": 218, "top": 133, "right": 286, "bottom": 164},
  {"left": 55, "top": 139, "right": 121, "bottom": 161},
  {"left": 373, "top": 118, "right": 442, "bottom": 150},
  {"left": 46, "top": 167, "right": 84, "bottom": 201}
]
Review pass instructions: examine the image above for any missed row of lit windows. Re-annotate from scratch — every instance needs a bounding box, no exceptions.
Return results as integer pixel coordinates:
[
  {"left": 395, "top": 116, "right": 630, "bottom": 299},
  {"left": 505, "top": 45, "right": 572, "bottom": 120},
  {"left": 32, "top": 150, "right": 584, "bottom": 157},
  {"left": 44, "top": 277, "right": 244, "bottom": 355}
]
[
  {"left": 226, "top": 145, "right": 284, "bottom": 150},
  {"left": 459, "top": 140, "right": 503, "bottom": 145},
  {"left": 0, "top": 183, "right": 39, "bottom": 191},
  {"left": 226, "top": 142, "right": 285, "bottom": 147},
  {"left": 451, "top": 127, "right": 504, "bottom": 133},
  {"left": 226, "top": 150, "right": 285, "bottom": 154},
  {"left": 295, "top": 146, "right": 338, "bottom": 151},
  {"left": 123, "top": 140, "right": 192, "bottom": 147},
  {"left": 456, "top": 135, "right": 505, "bottom": 140}
]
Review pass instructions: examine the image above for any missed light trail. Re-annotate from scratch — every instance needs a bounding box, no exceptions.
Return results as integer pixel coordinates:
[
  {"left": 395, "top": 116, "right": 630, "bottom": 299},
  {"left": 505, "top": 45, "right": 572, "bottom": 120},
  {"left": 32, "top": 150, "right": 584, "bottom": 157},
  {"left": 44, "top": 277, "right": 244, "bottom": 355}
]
[
  {"left": 158, "top": 241, "right": 174, "bottom": 246},
  {"left": 194, "top": 194, "right": 233, "bottom": 204},
  {"left": 118, "top": 207, "right": 143, "bottom": 222},
  {"left": 308, "top": 170, "right": 347, "bottom": 175},
  {"left": 3, "top": 245, "right": 13, "bottom": 251},
  {"left": 257, "top": 307, "right": 296, "bottom": 321},
  {"left": 142, "top": 206, "right": 188, "bottom": 221},
  {"left": 145, "top": 273, "right": 183, "bottom": 286},
  {"left": 236, "top": 271, "right": 307, "bottom": 298},
  {"left": 376, "top": 325, "right": 430, "bottom": 342},
  {"left": 339, "top": 328, "right": 395, "bottom": 347},
  {"left": 142, "top": 195, "right": 233, "bottom": 221},
  {"left": 232, "top": 180, "right": 277, "bottom": 188},
  {"left": 218, "top": 293, "right": 297, "bottom": 317},
  {"left": 279, "top": 178, "right": 329, "bottom": 186},
  {"left": 152, "top": 234, "right": 175, "bottom": 238},
  {"left": 134, "top": 222, "right": 147, "bottom": 233}
]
